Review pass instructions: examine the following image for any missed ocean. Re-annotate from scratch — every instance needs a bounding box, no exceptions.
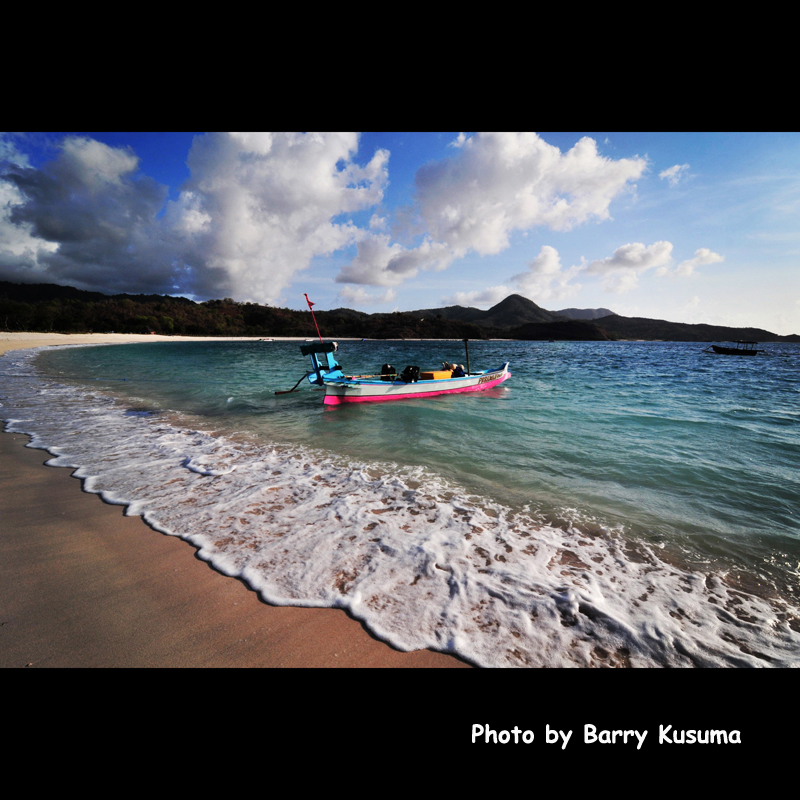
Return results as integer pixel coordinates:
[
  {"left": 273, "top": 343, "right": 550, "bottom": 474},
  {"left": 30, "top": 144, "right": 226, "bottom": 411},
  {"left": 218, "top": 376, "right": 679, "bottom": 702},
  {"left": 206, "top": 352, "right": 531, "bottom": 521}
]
[{"left": 2, "top": 338, "right": 799, "bottom": 667}]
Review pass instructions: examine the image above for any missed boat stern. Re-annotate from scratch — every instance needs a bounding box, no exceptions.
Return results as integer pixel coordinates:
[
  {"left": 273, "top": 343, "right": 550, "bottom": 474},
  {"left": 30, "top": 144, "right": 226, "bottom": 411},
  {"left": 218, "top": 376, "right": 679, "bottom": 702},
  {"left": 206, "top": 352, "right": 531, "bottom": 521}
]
[{"left": 301, "top": 341, "right": 345, "bottom": 384}]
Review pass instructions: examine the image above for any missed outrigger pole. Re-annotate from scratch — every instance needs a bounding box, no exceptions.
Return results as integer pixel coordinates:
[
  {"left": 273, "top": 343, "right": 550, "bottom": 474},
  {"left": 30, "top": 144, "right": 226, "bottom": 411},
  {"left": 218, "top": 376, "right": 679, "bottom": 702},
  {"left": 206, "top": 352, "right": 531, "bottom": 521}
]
[
  {"left": 304, "top": 293, "right": 324, "bottom": 343},
  {"left": 275, "top": 374, "right": 307, "bottom": 395}
]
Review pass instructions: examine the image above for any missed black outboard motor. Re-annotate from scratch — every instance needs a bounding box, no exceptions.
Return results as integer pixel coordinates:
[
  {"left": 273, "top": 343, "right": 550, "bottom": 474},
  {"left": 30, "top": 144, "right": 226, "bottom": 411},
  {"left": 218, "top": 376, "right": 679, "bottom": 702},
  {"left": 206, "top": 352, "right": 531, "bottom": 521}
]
[
  {"left": 381, "top": 364, "right": 397, "bottom": 381},
  {"left": 400, "top": 365, "right": 420, "bottom": 383}
]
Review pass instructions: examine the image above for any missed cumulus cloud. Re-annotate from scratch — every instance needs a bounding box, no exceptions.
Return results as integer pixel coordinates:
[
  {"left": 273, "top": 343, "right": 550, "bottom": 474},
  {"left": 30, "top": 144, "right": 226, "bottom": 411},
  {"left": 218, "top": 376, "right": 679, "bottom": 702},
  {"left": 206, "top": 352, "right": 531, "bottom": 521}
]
[
  {"left": 5, "top": 132, "right": 704, "bottom": 309},
  {"left": 584, "top": 241, "right": 674, "bottom": 293},
  {"left": 660, "top": 163, "right": 690, "bottom": 187},
  {"left": 336, "top": 285, "right": 397, "bottom": 305},
  {"left": 584, "top": 241, "right": 674, "bottom": 275},
  {"left": 579, "top": 241, "right": 722, "bottom": 293},
  {"left": 171, "top": 132, "right": 389, "bottom": 303},
  {"left": 510, "top": 245, "right": 581, "bottom": 302},
  {"left": 336, "top": 233, "right": 453, "bottom": 287},
  {"left": 443, "top": 245, "right": 581, "bottom": 308},
  {"left": 1, "top": 132, "right": 389, "bottom": 303},
  {"left": 0, "top": 177, "right": 59, "bottom": 278},
  {"left": 1, "top": 136, "right": 171, "bottom": 292},
  {"left": 675, "top": 247, "right": 724, "bottom": 276},
  {"left": 336, "top": 132, "right": 646, "bottom": 288},
  {"left": 1, "top": 134, "right": 59, "bottom": 277},
  {"left": 445, "top": 285, "right": 513, "bottom": 307},
  {"left": 580, "top": 242, "right": 723, "bottom": 292},
  {"left": 454, "top": 238, "right": 724, "bottom": 308}
]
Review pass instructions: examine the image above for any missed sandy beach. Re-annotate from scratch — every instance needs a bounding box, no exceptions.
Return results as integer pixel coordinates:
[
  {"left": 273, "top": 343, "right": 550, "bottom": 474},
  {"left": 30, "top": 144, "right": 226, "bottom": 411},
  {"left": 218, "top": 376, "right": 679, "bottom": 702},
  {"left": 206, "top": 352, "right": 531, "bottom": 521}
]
[{"left": 0, "top": 333, "right": 469, "bottom": 668}]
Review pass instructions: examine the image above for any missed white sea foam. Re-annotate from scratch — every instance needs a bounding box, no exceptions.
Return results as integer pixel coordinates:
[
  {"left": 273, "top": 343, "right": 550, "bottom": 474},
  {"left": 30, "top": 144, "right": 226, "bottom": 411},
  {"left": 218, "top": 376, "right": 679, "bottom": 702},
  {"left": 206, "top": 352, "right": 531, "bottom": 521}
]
[{"left": 3, "top": 346, "right": 800, "bottom": 667}]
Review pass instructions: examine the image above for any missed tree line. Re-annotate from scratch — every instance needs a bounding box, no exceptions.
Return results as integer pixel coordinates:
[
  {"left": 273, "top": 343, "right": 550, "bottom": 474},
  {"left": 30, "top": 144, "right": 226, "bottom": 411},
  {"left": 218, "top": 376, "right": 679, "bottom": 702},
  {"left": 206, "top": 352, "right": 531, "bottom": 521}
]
[
  {"left": 6, "top": 280, "right": 793, "bottom": 342},
  {"left": 0, "top": 281, "right": 492, "bottom": 340}
]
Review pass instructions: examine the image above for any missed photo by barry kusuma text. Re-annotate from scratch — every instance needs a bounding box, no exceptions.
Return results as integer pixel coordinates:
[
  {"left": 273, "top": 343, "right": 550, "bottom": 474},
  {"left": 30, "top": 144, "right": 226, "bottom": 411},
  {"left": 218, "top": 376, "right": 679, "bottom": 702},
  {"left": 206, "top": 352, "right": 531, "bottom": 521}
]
[{"left": 471, "top": 724, "right": 742, "bottom": 749}]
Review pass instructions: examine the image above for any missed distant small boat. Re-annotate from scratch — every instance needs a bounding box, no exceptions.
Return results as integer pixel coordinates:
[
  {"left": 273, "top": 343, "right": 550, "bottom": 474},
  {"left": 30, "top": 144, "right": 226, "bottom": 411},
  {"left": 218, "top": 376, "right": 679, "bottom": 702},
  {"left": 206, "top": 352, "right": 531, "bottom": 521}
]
[{"left": 708, "top": 341, "right": 763, "bottom": 356}]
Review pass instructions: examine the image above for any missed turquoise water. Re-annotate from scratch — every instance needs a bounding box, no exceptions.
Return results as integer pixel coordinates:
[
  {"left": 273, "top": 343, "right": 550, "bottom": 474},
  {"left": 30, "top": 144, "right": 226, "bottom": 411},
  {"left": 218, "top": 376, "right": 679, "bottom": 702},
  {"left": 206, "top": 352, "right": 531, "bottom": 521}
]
[{"left": 4, "top": 338, "right": 800, "bottom": 666}]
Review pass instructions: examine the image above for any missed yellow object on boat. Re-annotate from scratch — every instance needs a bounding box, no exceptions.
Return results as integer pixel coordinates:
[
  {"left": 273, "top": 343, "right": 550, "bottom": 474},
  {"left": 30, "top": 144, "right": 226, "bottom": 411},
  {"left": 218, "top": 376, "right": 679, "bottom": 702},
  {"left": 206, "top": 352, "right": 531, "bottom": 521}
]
[{"left": 419, "top": 370, "right": 453, "bottom": 380}]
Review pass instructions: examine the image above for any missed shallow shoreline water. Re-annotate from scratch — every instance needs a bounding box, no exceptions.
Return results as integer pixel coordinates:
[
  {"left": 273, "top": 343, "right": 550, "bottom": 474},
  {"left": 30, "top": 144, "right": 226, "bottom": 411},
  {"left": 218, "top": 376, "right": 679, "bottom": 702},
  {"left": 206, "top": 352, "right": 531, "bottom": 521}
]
[
  {"left": 0, "top": 428, "right": 465, "bottom": 668},
  {"left": 2, "top": 337, "right": 799, "bottom": 667}
]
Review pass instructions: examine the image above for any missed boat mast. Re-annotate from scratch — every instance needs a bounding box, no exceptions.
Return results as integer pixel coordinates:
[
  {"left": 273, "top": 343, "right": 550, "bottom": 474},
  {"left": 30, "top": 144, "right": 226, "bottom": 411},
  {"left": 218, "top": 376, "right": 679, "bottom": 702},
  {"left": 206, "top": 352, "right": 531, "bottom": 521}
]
[{"left": 304, "top": 293, "right": 324, "bottom": 343}]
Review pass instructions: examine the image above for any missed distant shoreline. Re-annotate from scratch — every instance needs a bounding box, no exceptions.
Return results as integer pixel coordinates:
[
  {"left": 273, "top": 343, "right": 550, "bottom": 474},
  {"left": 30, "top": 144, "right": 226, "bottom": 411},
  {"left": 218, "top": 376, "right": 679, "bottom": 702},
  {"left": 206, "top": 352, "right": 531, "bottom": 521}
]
[
  {"left": 0, "top": 332, "right": 369, "bottom": 357},
  {"left": 6, "top": 332, "right": 797, "bottom": 359},
  {"left": 1, "top": 333, "right": 527, "bottom": 357}
]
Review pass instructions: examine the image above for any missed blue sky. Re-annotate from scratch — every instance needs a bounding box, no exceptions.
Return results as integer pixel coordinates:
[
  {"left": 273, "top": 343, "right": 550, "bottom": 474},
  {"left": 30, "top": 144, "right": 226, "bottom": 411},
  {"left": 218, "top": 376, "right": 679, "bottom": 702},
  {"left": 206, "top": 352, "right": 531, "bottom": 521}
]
[{"left": 1, "top": 131, "right": 798, "bottom": 334}]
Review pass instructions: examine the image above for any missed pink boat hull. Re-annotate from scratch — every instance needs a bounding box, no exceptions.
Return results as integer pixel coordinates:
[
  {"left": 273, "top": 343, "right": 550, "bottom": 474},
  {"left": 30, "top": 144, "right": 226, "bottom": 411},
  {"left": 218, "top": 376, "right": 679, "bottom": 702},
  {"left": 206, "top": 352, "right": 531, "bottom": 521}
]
[{"left": 322, "top": 365, "right": 510, "bottom": 405}]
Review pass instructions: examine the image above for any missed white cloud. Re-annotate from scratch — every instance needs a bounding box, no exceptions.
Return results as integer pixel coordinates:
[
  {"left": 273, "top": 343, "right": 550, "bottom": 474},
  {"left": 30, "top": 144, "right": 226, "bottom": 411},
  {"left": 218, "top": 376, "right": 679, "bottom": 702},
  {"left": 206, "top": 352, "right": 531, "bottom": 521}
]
[
  {"left": 418, "top": 133, "right": 646, "bottom": 245},
  {"left": 429, "top": 239, "right": 723, "bottom": 310},
  {"left": 165, "top": 190, "right": 210, "bottom": 235},
  {"left": 675, "top": 247, "right": 724, "bottom": 276},
  {"left": 584, "top": 241, "right": 674, "bottom": 293},
  {"left": 659, "top": 163, "right": 690, "bottom": 187},
  {"left": 336, "top": 132, "right": 646, "bottom": 287},
  {"left": 0, "top": 177, "right": 59, "bottom": 279},
  {"left": 336, "top": 285, "right": 396, "bottom": 305},
  {"left": 510, "top": 245, "right": 581, "bottom": 302},
  {"left": 475, "top": 239, "right": 709, "bottom": 310},
  {"left": 579, "top": 242, "right": 722, "bottom": 293},
  {"left": 55, "top": 137, "right": 140, "bottom": 192},
  {"left": 443, "top": 245, "right": 581, "bottom": 308},
  {"left": 1, "top": 132, "right": 390, "bottom": 302},
  {"left": 585, "top": 241, "right": 674, "bottom": 274},
  {"left": 444, "top": 285, "right": 512, "bottom": 307},
  {"left": 171, "top": 132, "right": 389, "bottom": 302},
  {"left": 336, "top": 233, "right": 453, "bottom": 287},
  {"left": 1, "top": 136, "right": 168, "bottom": 291}
]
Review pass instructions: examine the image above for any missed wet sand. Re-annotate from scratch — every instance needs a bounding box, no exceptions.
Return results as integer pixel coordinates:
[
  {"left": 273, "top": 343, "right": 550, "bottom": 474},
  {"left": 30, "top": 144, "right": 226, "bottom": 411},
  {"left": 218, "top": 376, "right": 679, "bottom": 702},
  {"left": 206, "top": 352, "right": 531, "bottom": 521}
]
[{"left": 0, "top": 334, "right": 469, "bottom": 668}]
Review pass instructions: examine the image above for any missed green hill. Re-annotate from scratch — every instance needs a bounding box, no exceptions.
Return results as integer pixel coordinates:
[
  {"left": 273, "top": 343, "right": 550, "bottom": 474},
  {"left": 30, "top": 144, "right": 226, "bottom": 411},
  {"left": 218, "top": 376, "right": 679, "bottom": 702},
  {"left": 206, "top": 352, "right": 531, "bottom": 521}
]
[{"left": 1, "top": 281, "right": 797, "bottom": 341}]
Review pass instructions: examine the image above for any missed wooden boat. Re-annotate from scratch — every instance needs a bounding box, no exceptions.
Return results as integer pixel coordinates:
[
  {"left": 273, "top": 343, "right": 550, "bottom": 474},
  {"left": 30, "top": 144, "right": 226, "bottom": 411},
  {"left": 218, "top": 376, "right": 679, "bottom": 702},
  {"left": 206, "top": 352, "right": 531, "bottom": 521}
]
[
  {"left": 709, "top": 341, "right": 762, "bottom": 356},
  {"left": 276, "top": 294, "right": 510, "bottom": 404},
  {"left": 299, "top": 341, "right": 510, "bottom": 405}
]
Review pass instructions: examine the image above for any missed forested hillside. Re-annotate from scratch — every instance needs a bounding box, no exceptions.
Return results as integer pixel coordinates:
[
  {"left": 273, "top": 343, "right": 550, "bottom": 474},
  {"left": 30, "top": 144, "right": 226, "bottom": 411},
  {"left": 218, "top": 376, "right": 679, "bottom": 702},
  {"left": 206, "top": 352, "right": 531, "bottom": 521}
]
[
  {"left": 2, "top": 281, "right": 797, "bottom": 342},
  {"left": 0, "top": 281, "right": 491, "bottom": 339}
]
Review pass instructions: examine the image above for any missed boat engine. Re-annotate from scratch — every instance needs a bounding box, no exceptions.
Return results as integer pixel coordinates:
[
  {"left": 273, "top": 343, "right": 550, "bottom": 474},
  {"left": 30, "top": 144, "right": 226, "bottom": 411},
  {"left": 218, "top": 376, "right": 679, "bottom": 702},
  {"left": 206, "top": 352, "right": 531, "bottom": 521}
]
[{"left": 400, "top": 365, "right": 420, "bottom": 383}]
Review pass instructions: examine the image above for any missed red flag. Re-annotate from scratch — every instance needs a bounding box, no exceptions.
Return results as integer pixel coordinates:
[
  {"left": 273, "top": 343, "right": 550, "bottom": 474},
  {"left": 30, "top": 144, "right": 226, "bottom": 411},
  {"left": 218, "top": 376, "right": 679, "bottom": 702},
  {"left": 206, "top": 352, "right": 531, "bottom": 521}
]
[{"left": 304, "top": 293, "right": 315, "bottom": 309}]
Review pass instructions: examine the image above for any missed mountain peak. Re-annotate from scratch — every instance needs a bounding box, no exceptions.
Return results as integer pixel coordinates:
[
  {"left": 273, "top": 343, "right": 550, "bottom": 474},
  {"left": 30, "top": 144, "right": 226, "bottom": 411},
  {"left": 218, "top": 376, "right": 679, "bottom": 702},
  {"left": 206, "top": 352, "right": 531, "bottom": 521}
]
[
  {"left": 481, "top": 294, "right": 561, "bottom": 326},
  {"left": 487, "top": 293, "right": 543, "bottom": 313},
  {"left": 410, "top": 293, "right": 561, "bottom": 328}
]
